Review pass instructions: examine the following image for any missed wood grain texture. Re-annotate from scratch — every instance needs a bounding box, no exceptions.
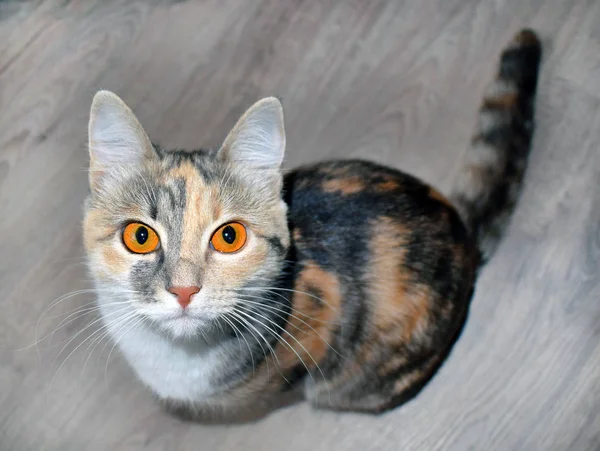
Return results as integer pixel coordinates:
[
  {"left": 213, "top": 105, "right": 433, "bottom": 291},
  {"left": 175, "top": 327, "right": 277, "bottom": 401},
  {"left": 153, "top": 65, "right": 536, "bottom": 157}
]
[{"left": 2, "top": 0, "right": 600, "bottom": 449}]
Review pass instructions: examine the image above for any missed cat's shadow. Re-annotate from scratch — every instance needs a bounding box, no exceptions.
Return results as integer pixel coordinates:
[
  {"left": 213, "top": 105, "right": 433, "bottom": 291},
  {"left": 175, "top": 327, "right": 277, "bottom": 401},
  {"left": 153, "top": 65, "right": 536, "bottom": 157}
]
[{"left": 158, "top": 388, "right": 304, "bottom": 425}]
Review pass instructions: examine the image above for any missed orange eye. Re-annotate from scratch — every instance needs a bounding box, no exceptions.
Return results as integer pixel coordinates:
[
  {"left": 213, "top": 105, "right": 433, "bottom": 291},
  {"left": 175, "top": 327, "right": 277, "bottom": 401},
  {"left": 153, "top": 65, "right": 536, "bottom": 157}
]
[
  {"left": 210, "top": 222, "right": 247, "bottom": 253},
  {"left": 122, "top": 222, "right": 160, "bottom": 254}
]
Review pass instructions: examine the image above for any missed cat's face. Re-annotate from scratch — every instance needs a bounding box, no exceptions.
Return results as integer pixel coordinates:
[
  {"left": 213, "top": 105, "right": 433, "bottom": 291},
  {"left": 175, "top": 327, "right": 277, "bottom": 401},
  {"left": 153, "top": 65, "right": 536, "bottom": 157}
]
[{"left": 83, "top": 92, "right": 289, "bottom": 338}]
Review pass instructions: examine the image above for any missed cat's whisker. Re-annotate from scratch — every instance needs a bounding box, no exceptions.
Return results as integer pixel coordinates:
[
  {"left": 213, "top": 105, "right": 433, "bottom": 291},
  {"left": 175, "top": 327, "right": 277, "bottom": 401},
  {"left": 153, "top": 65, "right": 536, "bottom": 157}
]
[
  {"left": 236, "top": 291, "right": 341, "bottom": 326},
  {"left": 80, "top": 325, "right": 119, "bottom": 380},
  {"left": 238, "top": 286, "right": 338, "bottom": 312},
  {"left": 49, "top": 309, "right": 136, "bottom": 393},
  {"left": 220, "top": 314, "right": 256, "bottom": 375},
  {"left": 33, "top": 290, "right": 106, "bottom": 357},
  {"left": 37, "top": 287, "right": 134, "bottom": 325},
  {"left": 224, "top": 312, "right": 268, "bottom": 367},
  {"left": 51, "top": 299, "right": 131, "bottom": 330},
  {"left": 234, "top": 312, "right": 314, "bottom": 387},
  {"left": 220, "top": 315, "right": 244, "bottom": 354},
  {"left": 22, "top": 299, "right": 100, "bottom": 327},
  {"left": 227, "top": 310, "right": 284, "bottom": 383},
  {"left": 82, "top": 304, "right": 143, "bottom": 373},
  {"left": 85, "top": 313, "right": 139, "bottom": 385},
  {"left": 19, "top": 300, "right": 133, "bottom": 352},
  {"left": 235, "top": 303, "right": 326, "bottom": 375},
  {"left": 50, "top": 306, "right": 133, "bottom": 376},
  {"left": 233, "top": 308, "right": 322, "bottom": 385},
  {"left": 197, "top": 326, "right": 211, "bottom": 343},
  {"left": 37, "top": 289, "right": 98, "bottom": 330},
  {"left": 81, "top": 311, "right": 138, "bottom": 381},
  {"left": 104, "top": 316, "right": 145, "bottom": 388},
  {"left": 235, "top": 306, "right": 333, "bottom": 405},
  {"left": 234, "top": 298, "right": 342, "bottom": 358},
  {"left": 214, "top": 317, "right": 227, "bottom": 337},
  {"left": 237, "top": 289, "right": 341, "bottom": 326},
  {"left": 231, "top": 312, "right": 271, "bottom": 380},
  {"left": 226, "top": 311, "right": 290, "bottom": 386}
]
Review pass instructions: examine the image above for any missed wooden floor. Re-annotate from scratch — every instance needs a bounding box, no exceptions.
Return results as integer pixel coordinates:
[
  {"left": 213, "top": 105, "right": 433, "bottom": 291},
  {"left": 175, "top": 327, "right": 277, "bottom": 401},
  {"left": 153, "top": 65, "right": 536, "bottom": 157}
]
[{"left": 2, "top": 0, "right": 600, "bottom": 449}]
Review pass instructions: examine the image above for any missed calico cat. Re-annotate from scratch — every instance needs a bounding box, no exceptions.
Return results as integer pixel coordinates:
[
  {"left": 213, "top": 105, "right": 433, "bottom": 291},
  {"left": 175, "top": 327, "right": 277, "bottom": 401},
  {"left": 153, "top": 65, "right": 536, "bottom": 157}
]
[{"left": 83, "top": 30, "right": 541, "bottom": 416}]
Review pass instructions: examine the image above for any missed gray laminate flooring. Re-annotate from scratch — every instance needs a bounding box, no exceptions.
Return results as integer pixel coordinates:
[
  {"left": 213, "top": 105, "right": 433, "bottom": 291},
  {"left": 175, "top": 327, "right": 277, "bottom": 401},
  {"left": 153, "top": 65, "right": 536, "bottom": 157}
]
[{"left": 2, "top": 1, "right": 600, "bottom": 449}]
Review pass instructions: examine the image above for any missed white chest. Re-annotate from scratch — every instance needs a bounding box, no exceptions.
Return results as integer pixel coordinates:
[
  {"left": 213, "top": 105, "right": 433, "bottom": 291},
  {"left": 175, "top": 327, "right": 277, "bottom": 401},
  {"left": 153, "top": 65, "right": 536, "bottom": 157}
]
[
  {"left": 99, "top": 303, "right": 228, "bottom": 402},
  {"left": 116, "top": 325, "right": 226, "bottom": 401}
]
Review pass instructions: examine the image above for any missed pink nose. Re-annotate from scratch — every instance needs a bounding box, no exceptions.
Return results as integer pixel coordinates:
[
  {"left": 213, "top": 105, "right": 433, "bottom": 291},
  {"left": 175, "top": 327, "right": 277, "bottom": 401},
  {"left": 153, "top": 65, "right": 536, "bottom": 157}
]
[{"left": 168, "top": 286, "right": 201, "bottom": 309}]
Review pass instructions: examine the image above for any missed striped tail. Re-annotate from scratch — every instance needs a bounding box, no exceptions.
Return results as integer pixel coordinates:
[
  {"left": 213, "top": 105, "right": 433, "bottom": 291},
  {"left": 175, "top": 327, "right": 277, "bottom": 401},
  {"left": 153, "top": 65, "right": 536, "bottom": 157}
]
[{"left": 450, "top": 29, "right": 542, "bottom": 262}]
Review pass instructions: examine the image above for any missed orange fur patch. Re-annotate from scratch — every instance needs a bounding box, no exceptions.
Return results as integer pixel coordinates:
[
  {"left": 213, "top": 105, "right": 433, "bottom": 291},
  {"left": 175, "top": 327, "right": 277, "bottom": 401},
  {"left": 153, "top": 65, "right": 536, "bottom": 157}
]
[
  {"left": 322, "top": 176, "right": 364, "bottom": 195},
  {"left": 375, "top": 180, "right": 400, "bottom": 192},
  {"left": 392, "top": 364, "right": 426, "bottom": 393},
  {"left": 83, "top": 209, "right": 119, "bottom": 251},
  {"left": 512, "top": 29, "right": 539, "bottom": 47},
  {"left": 160, "top": 159, "right": 198, "bottom": 182},
  {"left": 483, "top": 92, "right": 518, "bottom": 110},
  {"left": 101, "top": 247, "right": 128, "bottom": 274},
  {"left": 170, "top": 162, "right": 209, "bottom": 262},
  {"left": 367, "top": 217, "right": 431, "bottom": 347},
  {"left": 275, "top": 261, "right": 342, "bottom": 372}
]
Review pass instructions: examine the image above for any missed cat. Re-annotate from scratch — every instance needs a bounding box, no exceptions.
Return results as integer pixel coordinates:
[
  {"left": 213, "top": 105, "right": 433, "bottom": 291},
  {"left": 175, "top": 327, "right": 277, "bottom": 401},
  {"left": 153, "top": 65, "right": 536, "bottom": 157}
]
[{"left": 83, "top": 29, "right": 542, "bottom": 417}]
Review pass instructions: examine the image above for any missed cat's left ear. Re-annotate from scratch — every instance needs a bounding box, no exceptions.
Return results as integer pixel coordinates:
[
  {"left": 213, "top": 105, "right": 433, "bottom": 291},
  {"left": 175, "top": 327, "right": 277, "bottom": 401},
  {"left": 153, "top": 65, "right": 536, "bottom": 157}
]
[
  {"left": 220, "top": 97, "right": 285, "bottom": 170},
  {"left": 88, "top": 91, "right": 154, "bottom": 190}
]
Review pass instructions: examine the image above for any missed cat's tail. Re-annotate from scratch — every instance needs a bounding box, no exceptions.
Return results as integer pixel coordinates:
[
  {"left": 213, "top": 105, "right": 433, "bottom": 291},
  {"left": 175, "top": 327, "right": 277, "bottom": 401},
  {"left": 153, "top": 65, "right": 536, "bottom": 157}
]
[{"left": 449, "top": 29, "right": 542, "bottom": 262}]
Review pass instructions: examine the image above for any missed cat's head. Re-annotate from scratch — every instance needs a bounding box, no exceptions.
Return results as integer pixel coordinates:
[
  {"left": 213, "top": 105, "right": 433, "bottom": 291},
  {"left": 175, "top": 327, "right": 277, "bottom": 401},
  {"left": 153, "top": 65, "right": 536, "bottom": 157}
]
[{"left": 83, "top": 91, "right": 290, "bottom": 338}]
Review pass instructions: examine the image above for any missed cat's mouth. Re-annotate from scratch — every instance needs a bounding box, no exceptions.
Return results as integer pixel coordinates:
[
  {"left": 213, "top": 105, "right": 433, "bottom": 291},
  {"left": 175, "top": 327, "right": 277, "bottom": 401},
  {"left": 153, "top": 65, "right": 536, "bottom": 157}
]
[
  {"left": 165, "top": 310, "right": 201, "bottom": 323},
  {"left": 164, "top": 313, "right": 194, "bottom": 323},
  {"left": 157, "top": 313, "right": 209, "bottom": 338},
  {"left": 133, "top": 292, "right": 229, "bottom": 337},
  {"left": 154, "top": 308, "right": 204, "bottom": 322},
  {"left": 137, "top": 303, "right": 222, "bottom": 337}
]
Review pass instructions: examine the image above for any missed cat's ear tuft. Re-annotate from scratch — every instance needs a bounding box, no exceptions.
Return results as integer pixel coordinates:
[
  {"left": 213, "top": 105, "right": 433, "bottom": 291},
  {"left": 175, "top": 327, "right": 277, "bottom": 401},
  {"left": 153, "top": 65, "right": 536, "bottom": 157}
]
[
  {"left": 220, "top": 97, "right": 285, "bottom": 169},
  {"left": 88, "top": 91, "right": 153, "bottom": 190}
]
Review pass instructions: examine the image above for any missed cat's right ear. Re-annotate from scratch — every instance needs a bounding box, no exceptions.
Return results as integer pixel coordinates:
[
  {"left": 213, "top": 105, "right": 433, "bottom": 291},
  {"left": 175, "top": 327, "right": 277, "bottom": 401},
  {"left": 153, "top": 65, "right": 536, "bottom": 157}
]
[
  {"left": 219, "top": 97, "right": 285, "bottom": 170},
  {"left": 88, "top": 91, "right": 154, "bottom": 190}
]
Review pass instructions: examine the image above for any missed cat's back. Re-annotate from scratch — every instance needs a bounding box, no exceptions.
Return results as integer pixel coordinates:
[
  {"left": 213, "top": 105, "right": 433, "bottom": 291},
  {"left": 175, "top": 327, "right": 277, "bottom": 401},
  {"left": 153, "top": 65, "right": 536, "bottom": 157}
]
[{"left": 283, "top": 159, "right": 476, "bottom": 274}]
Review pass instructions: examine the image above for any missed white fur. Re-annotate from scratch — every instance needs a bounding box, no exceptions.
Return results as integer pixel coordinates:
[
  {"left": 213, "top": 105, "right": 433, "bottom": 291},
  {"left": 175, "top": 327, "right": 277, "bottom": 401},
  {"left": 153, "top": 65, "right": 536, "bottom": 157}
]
[{"left": 98, "top": 291, "right": 234, "bottom": 402}]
